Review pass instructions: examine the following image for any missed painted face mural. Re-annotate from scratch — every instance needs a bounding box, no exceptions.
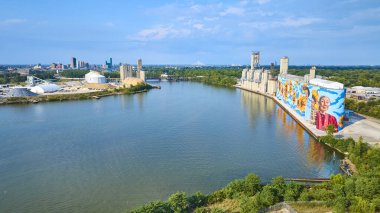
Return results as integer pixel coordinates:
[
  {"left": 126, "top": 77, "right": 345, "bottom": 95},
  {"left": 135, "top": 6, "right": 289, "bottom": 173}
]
[{"left": 276, "top": 76, "right": 345, "bottom": 131}]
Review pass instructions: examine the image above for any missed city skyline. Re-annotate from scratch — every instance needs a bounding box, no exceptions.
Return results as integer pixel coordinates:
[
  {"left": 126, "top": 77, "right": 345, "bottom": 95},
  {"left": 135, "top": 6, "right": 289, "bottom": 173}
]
[{"left": 0, "top": 0, "right": 379, "bottom": 65}]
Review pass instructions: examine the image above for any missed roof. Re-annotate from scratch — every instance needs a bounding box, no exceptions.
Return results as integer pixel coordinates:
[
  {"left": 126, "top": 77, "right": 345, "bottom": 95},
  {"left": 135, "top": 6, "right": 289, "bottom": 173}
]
[
  {"left": 309, "top": 78, "right": 344, "bottom": 90},
  {"left": 85, "top": 71, "right": 105, "bottom": 78}
]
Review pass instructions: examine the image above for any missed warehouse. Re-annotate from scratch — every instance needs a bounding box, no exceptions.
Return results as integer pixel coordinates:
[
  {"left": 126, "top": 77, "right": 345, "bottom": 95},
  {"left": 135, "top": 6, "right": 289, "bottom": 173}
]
[{"left": 31, "top": 84, "right": 61, "bottom": 94}]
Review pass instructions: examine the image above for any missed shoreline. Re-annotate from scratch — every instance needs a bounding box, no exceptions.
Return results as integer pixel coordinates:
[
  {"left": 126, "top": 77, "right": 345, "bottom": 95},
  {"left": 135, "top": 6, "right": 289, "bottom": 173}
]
[
  {"left": 0, "top": 83, "right": 155, "bottom": 105},
  {"left": 236, "top": 85, "right": 348, "bottom": 154}
]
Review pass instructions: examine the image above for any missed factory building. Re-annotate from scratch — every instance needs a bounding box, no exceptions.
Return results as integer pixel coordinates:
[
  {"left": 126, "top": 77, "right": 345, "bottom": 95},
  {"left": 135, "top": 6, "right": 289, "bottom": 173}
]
[
  {"left": 277, "top": 64, "right": 346, "bottom": 132},
  {"left": 85, "top": 71, "right": 106, "bottom": 84},
  {"left": 120, "top": 64, "right": 134, "bottom": 80},
  {"left": 240, "top": 51, "right": 277, "bottom": 95},
  {"left": 137, "top": 59, "right": 142, "bottom": 79}
]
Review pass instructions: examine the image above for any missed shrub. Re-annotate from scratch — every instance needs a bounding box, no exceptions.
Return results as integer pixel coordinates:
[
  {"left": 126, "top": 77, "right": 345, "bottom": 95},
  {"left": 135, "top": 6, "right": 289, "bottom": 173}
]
[{"left": 168, "top": 192, "right": 189, "bottom": 213}]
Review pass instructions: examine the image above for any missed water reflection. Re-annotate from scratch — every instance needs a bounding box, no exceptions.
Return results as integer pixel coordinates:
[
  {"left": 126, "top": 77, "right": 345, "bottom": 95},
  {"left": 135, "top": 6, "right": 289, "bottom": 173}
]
[{"left": 241, "top": 90, "right": 341, "bottom": 173}]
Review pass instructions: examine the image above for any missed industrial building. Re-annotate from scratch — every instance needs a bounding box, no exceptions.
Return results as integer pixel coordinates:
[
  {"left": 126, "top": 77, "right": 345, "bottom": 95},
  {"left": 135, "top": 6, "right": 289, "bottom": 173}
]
[
  {"left": 240, "top": 51, "right": 277, "bottom": 95},
  {"left": 85, "top": 71, "right": 106, "bottom": 84},
  {"left": 346, "top": 86, "right": 380, "bottom": 100},
  {"left": 277, "top": 61, "right": 345, "bottom": 132},
  {"left": 120, "top": 59, "right": 146, "bottom": 85}
]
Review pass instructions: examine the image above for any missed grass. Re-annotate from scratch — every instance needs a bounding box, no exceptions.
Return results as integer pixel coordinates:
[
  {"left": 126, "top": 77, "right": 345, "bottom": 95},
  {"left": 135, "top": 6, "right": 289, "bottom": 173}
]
[{"left": 206, "top": 199, "right": 241, "bottom": 213}]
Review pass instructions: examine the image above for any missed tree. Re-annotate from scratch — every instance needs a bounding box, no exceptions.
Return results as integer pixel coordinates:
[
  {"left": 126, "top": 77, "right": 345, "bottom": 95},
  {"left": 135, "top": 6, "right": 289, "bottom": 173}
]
[
  {"left": 244, "top": 173, "right": 261, "bottom": 196},
  {"left": 168, "top": 192, "right": 189, "bottom": 213}
]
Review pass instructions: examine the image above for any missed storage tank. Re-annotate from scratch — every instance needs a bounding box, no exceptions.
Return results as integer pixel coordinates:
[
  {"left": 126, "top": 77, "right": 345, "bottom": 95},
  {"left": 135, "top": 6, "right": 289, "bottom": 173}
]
[{"left": 85, "top": 71, "right": 106, "bottom": 84}]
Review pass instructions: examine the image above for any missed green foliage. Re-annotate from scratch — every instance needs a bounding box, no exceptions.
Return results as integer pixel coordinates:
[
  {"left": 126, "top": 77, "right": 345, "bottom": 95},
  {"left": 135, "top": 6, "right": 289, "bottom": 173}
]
[
  {"left": 168, "top": 192, "right": 189, "bottom": 213},
  {"left": 194, "top": 207, "right": 228, "bottom": 213},
  {"left": 188, "top": 192, "right": 207, "bottom": 209},
  {"left": 345, "top": 98, "right": 380, "bottom": 119},
  {"left": 207, "top": 189, "right": 227, "bottom": 204},
  {"left": 244, "top": 173, "right": 262, "bottom": 196},
  {"left": 348, "top": 196, "right": 376, "bottom": 213},
  {"left": 129, "top": 201, "right": 171, "bottom": 213},
  {"left": 239, "top": 195, "right": 260, "bottom": 213},
  {"left": 257, "top": 185, "right": 280, "bottom": 207},
  {"left": 284, "top": 182, "right": 304, "bottom": 201},
  {"left": 288, "top": 66, "right": 380, "bottom": 87}
]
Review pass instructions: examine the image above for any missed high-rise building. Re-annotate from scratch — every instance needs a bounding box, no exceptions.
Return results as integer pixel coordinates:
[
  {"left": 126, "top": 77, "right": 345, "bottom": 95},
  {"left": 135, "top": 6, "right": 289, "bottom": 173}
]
[
  {"left": 280, "top": 56, "right": 289, "bottom": 75},
  {"left": 250, "top": 51, "right": 260, "bottom": 70},
  {"left": 137, "top": 59, "right": 142, "bottom": 78},
  {"left": 105, "top": 58, "right": 113, "bottom": 71},
  {"left": 71, "top": 57, "right": 77, "bottom": 69}
]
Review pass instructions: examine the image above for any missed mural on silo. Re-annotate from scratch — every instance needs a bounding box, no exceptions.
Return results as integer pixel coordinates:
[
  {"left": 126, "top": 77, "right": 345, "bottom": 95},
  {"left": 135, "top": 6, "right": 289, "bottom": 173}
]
[{"left": 276, "top": 76, "right": 346, "bottom": 132}]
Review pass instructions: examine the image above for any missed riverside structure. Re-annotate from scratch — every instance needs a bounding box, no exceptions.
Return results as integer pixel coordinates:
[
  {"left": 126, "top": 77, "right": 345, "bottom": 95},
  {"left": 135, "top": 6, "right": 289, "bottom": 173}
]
[{"left": 237, "top": 52, "right": 380, "bottom": 145}]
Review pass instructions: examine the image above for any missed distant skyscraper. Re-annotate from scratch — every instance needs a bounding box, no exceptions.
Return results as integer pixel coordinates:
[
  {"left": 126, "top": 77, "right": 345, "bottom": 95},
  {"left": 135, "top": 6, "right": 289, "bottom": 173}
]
[
  {"left": 105, "top": 57, "right": 113, "bottom": 71},
  {"left": 280, "top": 57, "right": 289, "bottom": 75},
  {"left": 250, "top": 51, "right": 260, "bottom": 70},
  {"left": 137, "top": 59, "right": 142, "bottom": 78},
  {"left": 71, "top": 57, "right": 77, "bottom": 69}
]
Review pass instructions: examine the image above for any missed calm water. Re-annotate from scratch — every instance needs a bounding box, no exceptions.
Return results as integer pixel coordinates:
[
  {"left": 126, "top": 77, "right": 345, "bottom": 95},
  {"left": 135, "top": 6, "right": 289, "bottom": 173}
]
[{"left": 0, "top": 82, "right": 342, "bottom": 213}]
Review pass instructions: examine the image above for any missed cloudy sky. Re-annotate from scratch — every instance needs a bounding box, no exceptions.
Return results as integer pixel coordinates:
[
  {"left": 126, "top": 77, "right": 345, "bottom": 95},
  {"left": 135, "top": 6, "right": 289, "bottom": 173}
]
[{"left": 0, "top": 0, "right": 379, "bottom": 65}]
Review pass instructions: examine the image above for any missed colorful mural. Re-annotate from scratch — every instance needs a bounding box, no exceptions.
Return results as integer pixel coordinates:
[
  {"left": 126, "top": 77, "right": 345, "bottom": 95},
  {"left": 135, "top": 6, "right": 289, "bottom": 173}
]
[{"left": 276, "top": 76, "right": 346, "bottom": 132}]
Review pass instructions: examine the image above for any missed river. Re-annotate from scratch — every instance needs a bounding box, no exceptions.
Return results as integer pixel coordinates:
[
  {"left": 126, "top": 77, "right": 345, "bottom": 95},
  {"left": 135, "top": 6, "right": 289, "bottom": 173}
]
[{"left": 0, "top": 81, "right": 342, "bottom": 212}]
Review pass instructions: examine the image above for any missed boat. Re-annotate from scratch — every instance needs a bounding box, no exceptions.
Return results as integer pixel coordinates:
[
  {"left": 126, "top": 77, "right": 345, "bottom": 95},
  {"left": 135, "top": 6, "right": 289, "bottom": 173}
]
[{"left": 92, "top": 96, "right": 101, "bottom": 99}]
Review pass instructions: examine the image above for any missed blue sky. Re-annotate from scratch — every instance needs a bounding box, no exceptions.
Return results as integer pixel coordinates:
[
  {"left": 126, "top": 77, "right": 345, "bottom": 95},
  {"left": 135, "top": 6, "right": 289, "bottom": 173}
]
[{"left": 0, "top": 0, "right": 379, "bottom": 65}]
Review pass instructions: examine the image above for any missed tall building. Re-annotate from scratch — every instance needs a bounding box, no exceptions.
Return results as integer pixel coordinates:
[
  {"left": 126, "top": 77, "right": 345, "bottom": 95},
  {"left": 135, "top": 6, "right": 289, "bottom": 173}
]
[
  {"left": 250, "top": 51, "right": 260, "bottom": 70},
  {"left": 120, "top": 64, "right": 133, "bottom": 81},
  {"left": 105, "top": 58, "right": 113, "bottom": 71},
  {"left": 280, "top": 57, "right": 289, "bottom": 74},
  {"left": 140, "top": 71, "right": 145, "bottom": 82},
  {"left": 120, "top": 65, "right": 127, "bottom": 81},
  {"left": 310, "top": 66, "right": 316, "bottom": 80},
  {"left": 71, "top": 57, "right": 77, "bottom": 69},
  {"left": 137, "top": 59, "right": 142, "bottom": 78}
]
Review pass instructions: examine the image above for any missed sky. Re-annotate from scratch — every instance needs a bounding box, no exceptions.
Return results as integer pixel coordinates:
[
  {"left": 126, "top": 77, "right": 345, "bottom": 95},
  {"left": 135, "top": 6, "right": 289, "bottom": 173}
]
[{"left": 0, "top": 0, "right": 379, "bottom": 65}]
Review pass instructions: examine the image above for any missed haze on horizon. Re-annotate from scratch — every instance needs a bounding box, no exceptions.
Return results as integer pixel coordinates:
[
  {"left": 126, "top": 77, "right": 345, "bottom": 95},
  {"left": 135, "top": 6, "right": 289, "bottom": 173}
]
[{"left": 0, "top": 0, "right": 379, "bottom": 65}]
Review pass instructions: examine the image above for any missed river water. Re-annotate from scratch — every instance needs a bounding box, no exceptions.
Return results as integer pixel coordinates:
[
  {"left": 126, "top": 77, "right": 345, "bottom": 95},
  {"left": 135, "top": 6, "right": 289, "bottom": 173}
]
[{"left": 0, "top": 82, "right": 342, "bottom": 212}]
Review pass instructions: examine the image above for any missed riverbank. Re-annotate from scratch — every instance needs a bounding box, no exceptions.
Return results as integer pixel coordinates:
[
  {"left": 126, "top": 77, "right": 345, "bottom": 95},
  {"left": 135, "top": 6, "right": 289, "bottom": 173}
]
[
  {"left": 0, "top": 83, "right": 154, "bottom": 105},
  {"left": 236, "top": 85, "right": 380, "bottom": 147},
  {"left": 131, "top": 135, "right": 380, "bottom": 213}
]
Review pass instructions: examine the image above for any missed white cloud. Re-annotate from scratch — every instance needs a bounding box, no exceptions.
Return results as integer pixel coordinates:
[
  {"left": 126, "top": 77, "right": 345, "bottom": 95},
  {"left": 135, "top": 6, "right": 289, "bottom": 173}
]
[
  {"left": 282, "top": 17, "right": 322, "bottom": 27},
  {"left": 130, "top": 26, "right": 191, "bottom": 41},
  {"left": 240, "top": 17, "right": 322, "bottom": 30},
  {"left": 220, "top": 7, "right": 245, "bottom": 16},
  {"left": 193, "top": 23, "right": 204, "bottom": 30},
  {"left": 0, "top": 19, "right": 26, "bottom": 26}
]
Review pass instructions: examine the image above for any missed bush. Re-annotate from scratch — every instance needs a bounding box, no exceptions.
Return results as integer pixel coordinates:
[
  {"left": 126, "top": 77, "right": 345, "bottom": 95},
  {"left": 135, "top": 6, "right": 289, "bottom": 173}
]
[
  {"left": 168, "top": 192, "right": 189, "bottom": 213},
  {"left": 188, "top": 192, "right": 207, "bottom": 209},
  {"left": 130, "top": 201, "right": 171, "bottom": 213}
]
